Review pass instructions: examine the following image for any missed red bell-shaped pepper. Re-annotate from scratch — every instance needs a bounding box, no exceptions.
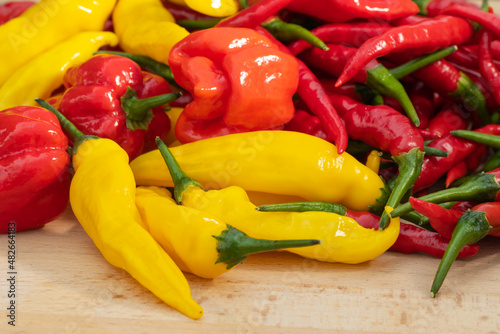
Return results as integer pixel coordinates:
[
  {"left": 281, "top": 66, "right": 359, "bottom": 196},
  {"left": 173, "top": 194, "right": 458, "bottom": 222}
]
[
  {"left": 0, "top": 106, "right": 71, "bottom": 233},
  {"left": 168, "top": 27, "right": 299, "bottom": 142},
  {"left": 58, "top": 54, "right": 179, "bottom": 160}
]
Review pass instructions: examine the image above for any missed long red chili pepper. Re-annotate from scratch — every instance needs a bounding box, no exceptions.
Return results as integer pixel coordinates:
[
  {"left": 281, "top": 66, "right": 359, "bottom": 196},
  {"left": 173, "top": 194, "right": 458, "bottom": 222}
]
[
  {"left": 444, "top": 145, "right": 487, "bottom": 187},
  {"left": 419, "top": 103, "right": 469, "bottom": 140},
  {"left": 409, "top": 197, "right": 463, "bottom": 239},
  {"left": 431, "top": 202, "right": 500, "bottom": 297},
  {"left": 287, "top": 22, "right": 393, "bottom": 55},
  {"left": 335, "top": 15, "right": 474, "bottom": 88},
  {"left": 216, "top": 0, "right": 294, "bottom": 28},
  {"left": 256, "top": 27, "right": 348, "bottom": 154},
  {"left": 440, "top": 4, "right": 500, "bottom": 39},
  {"left": 479, "top": 30, "right": 500, "bottom": 106}
]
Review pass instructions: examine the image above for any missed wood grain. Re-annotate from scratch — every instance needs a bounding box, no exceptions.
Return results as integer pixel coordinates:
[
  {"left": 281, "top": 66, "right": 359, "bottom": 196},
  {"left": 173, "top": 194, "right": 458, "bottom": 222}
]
[
  {"left": 1, "top": 0, "right": 500, "bottom": 333},
  {"left": 1, "top": 206, "right": 499, "bottom": 333}
]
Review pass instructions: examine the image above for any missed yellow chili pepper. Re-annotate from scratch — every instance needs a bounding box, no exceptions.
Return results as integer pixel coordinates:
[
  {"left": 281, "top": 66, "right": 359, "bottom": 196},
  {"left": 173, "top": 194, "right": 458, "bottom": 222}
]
[
  {"left": 112, "top": 0, "right": 189, "bottom": 66},
  {"left": 0, "top": 0, "right": 116, "bottom": 88},
  {"left": 365, "top": 150, "right": 382, "bottom": 174},
  {"left": 130, "top": 131, "right": 385, "bottom": 212},
  {"left": 0, "top": 31, "right": 118, "bottom": 110},
  {"left": 182, "top": 0, "right": 239, "bottom": 17},
  {"left": 153, "top": 138, "right": 399, "bottom": 264},
  {"left": 36, "top": 99, "right": 203, "bottom": 320},
  {"left": 135, "top": 184, "right": 320, "bottom": 279}
]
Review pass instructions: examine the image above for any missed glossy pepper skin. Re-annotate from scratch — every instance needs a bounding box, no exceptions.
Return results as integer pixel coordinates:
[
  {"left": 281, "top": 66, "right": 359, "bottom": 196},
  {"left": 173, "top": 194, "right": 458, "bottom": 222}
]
[
  {"left": 154, "top": 138, "right": 399, "bottom": 264},
  {"left": 335, "top": 15, "right": 474, "bottom": 88},
  {"left": 168, "top": 27, "right": 299, "bottom": 136},
  {"left": 286, "top": 0, "right": 418, "bottom": 23},
  {"left": 130, "top": 131, "right": 384, "bottom": 212},
  {"left": 36, "top": 99, "right": 203, "bottom": 320},
  {"left": 136, "top": 185, "right": 319, "bottom": 278},
  {"left": 479, "top": 30, "right": 500, "bottom": 107},
  {"left": 431, "top": 202, "right": 500, "bottom": 297},
  {"left": 170, "top": 0, "right": 238, "bottom": 17},
  {"left": 0, "top": 1, "right": 34, "bottom": 25},
  {"left": 58, "top": 54, "right": 178, "bottom": 160},
  {"left": 112, "top": 0, "right": 189, "bottom": 66},
  {"left": 0, "top": 106, "right": 71, "bottom": 233},
  {"left": 0, "top": 0, "right": 116, "bottom": 87},
  {"left": 216, "top": 0, "right": 294, "bottom": 28},
  {"left": 0, "top": 31, "right": 118, "bottom": 110}
]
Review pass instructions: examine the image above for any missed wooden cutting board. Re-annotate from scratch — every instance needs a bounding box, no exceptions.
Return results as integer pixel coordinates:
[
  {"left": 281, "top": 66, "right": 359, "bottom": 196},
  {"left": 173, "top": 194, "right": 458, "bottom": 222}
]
[{"left": 1, "top": 206, "right": 499, "bottom": 333}]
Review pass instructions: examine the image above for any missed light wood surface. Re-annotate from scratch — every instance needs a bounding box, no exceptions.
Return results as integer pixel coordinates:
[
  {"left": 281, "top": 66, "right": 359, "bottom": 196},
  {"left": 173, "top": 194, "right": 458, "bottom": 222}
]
[
  {"left": 2, "top": 0, "right": 500, "bottom": 333},
  {"left": 1, "top": 206, "right": 500, "bottom": 333}
]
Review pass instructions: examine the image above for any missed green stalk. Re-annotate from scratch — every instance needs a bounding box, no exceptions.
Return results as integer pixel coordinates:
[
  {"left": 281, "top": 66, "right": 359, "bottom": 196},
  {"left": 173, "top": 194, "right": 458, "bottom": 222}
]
[
  {"left": 389, "top": 46, "right": 458, "bottom": 80},
  {"left": 390, "top": 173, "right": 500, "bottom": 218},
  {"left": 366, "top": 64, "right": 420, "bottom": 127},
  {"left": 94, "top": 50, "right": 177, "bottom": 86},
  {"left": 155, "top": 138, "right": 322, "bottom": 268},
  {"left": 255, "top": 201, "right": 347, "bottom": 215},
  {"left": 122, "top": 88, "right": 181, "bottom": 130},
  {"left": 35, "top": 98, "right": 97, "bottom": 154},
  {"left": 452, "top": 73, "right": 490, "bottom": 125},
  {"left": 451, "top": 130, "right": 500, "bottom": 149},
  {"left": 430, "top": 210, "right": 491, "bottom": 297},
  {"left": 262, "top": 17, "right": 328, "bottom": 51},
  {"left": 422, "top": 145, "right": 448, "bottom": 157},
  {"left": 483, "top": 149, "right": 500, "bottom": 172},
  {"left": 156, "top": 137, "right": 203, "bottom": 204},
  {"left": 379, "top": 147, "right": 424, "bottom": 229},
  {"left": 411, "top": 0, "right": 433, "bottom": 15},
  {"left": 177, "top": 18, "right": 222, "bottom": 30},
  {"left": 215, "top": 225, "right": 320, "bottom": 269},
  {"left": 238, "top": 0, "right": 249, "bottom": 9}
]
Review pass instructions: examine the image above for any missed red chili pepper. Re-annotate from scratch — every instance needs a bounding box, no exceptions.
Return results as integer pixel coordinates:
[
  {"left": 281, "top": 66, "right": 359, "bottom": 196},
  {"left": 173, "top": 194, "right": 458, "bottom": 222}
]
[
  {"left": 256, "top": 27, "right": 348, "bottom": 154},
  {"left": 419, "top": 103, "right": 469, "bottom": 140},
  {"left": 344, "top": 208, "right": 478, "bottom": 258},
  {"left": 440, "top": 4, "right": 500, "bottom": 39},
  {"left": 329, "top": 94, "right": 424, "bottom": 157},
  {"left": 407, "top": 81, "right": 436, "bottom": 130},
  {"left": 216, "top": 0, "right": 294, "bottom": 28},
  {"left": 285, "top": 0, "right": 418, "bottom": 23},
  {"left": 0, "top": 106, "right": 71, "bottom": 233},
  {"left": 59, "top": 54, "right": 180, "bottom": 160},
  {"left": 0, "top": 1, "right": 34, "bottom": 25},
  {"left": 444, "top": 144, "right": 487, "bottom": 187},
  {"left": 421, "top": 0, "right": 479, "bottom": 17},
  {"left": 168, "top": 27, "right": 299, "bottom": 137},
  {"left": 414, "top": 134, "right": 480, "bottom": 192},
  {"left": 409, "top": 197, "right": 462, "bottom": 239},
  {"left": 335, "top": 15, "right": 475, "bottom": 88},
  {"left": 431, "top": 201, "right": 500, "bottom": 297},
  {"left": 287, "top": 22, "right": 393, "bottom": 55},
  {"left": 283, "top": 109, "right": 329, "bottom": 141},
  {"left": 479, "top": 30, "right": 500, "bottom": 106}
]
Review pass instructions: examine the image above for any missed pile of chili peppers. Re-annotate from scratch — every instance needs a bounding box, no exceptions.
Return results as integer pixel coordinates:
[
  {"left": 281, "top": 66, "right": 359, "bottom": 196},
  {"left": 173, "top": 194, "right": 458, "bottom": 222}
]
[{"left": 1, "top": 0, "right": 500, "bottom": 319}]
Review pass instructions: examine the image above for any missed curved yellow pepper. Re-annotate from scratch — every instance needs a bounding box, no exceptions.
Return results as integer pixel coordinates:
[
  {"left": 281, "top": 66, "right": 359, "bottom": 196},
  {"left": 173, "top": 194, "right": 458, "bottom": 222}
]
[
  {"left": 112, "top": 0, "right": 189, "bottom": 65},
  {"left": 153, "top": 137, "right": 399, "bottom": 264},
  {"left": 0, "top": 31, "right": 118, "bottom": 110},
  {"left": 0, "top": 0, "right": 116, "bottom": 88},
  {"left": 130, "top": 131, "right": 385, "bottom": 211},
  {"left": 37, "top": 100, "right": 203, "bottom": 320},
  {"left": 135, "top": 185, "right": 319, "bottom": 278},
  {"left": 181, "top": 0, "right": 239, "bottom": 17},
  {"left": 365, "top": 150, "right": 382, "bottom": 174}
]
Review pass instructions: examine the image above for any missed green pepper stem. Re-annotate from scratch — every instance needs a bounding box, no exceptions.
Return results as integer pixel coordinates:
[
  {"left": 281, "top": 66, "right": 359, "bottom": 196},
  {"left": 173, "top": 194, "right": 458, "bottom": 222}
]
[
  {"left": 94, "top": 50, "right": 178, "bottom": 86},
  {"left": 453, "top": 72, "right": 490, "bottom": 125},
  {"left": 177, "top": 18, "right": 222, "bottom": 30},
  {"left": 255, "top": 201, "right": 347, "bottom": 215},
  {"left": 379, "top": 148, "right": 424, "bottom": 230},
  {"left": 155, "top": 137, "right": 203, "bottom": 204},
  {"left": 214, "top": 224, "right": 321, "bottom": 269},
  {"left": 391, "top": 173, "right": 500, "bottom": 218},
  {"left": 422, "top": 145, "right": 449, "bottom": 157},
  {"left": 35, "top": 98, "right": 97, "bottom": 154},
  {"left": 430, "top": 210, "right": 491, "bottom": 297},
  {"left": 389, "top": 46, "right": 458, "bottom": 80},
  {"left": 262, "top": 17, "right": 329, "bottom": 51},
  {"left": 238, "top": 0, "right": 249, "bottom": 9},
  {"left": 366, "top": 64, "right": 420, "bottom": 127},
  {"left": 412, "top": 0, "right": 433, "bottom": 15},
  {"left": 122, "top": 88, "right": 181, "bottom": 131},
  {"left": 451, "top": 130, "right": 500, "bottom": 149}
]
